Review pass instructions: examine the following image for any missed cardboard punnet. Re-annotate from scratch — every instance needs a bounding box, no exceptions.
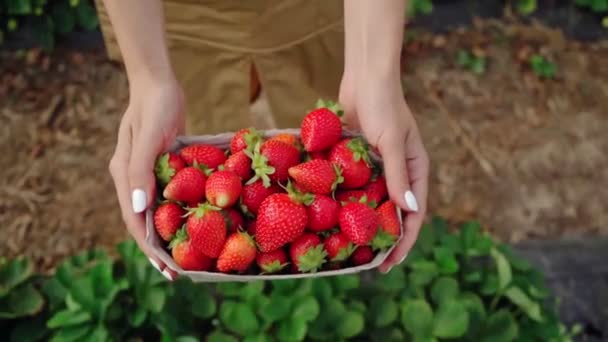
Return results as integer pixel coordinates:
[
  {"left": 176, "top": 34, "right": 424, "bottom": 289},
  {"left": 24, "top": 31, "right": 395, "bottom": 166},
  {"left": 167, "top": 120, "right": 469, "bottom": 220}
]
[{"left": 145, "top": 129, "right": 403, "bottom": 282}]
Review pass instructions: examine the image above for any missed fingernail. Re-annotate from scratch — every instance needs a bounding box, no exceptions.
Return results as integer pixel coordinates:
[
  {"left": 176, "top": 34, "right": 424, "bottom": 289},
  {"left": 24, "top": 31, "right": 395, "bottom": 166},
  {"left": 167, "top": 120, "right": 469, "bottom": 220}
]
[
  {"left": 397, "top": 253, "right": 408, "bottom": 265},
  {"left": 383, "top": 266, "right": 393, "bottom": 274},
  {"left": 161, "top": 269, "right": 174, "bottom": 281},
  {"left": 148, "top": 258, "right": 161, "bottom": 272},
  {"left": 404, "top": 191, "right": 419, "bottom": 212},
  {"left": 132, "top": 189, "right": 147, "bottom": 213}
]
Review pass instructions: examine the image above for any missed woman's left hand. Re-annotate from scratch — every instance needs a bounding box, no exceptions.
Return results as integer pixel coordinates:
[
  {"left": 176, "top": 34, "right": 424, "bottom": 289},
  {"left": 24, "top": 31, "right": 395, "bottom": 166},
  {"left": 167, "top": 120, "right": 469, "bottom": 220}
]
[{"left": 339, "top": 72, "right": 430, "bottom": 273}]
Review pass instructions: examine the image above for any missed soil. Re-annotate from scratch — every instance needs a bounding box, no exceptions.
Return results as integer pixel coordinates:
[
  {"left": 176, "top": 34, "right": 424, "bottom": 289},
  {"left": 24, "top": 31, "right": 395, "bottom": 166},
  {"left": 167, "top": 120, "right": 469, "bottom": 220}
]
[{"left": 1, "top": 19, "right": 607, "bottom": 273}]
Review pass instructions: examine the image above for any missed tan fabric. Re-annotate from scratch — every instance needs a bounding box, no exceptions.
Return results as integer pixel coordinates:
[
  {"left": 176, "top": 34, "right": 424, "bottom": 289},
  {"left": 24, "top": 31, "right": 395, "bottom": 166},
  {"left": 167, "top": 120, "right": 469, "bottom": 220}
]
[{"left": 95, "top": 0, "right": 345, "bottom": 134}]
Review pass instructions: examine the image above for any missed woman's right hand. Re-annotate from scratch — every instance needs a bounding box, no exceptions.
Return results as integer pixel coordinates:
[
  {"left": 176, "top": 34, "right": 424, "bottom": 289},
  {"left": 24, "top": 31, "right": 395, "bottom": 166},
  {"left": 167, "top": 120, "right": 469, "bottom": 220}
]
[{"left": 108, "top": 71, "right": 185, "bottom": 281}]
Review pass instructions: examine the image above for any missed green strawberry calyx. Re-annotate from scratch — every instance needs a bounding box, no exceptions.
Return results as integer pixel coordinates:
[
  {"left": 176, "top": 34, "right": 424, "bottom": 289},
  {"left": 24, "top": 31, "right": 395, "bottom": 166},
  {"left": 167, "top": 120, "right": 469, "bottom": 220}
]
[
  {"left": 283, "top": 181, "right": 315, "bottom": 206},
  {"left": 243, "top": 127, "right": 263, "bottom": 153},
  {"left": 331, "top": 164, "right": 345, "bottom": 192},
  {"left": 315, "top": 98, "right": 344, "bottom": 117},
  {"left": 370, "top": 228, "right": 398, "bottom": 252},
  {"left": 154, "top": 153, "right": 176, "bottom": 185},
  {"left": 245, "top": 142, "right": 275, "bottom": 188},
  {"left": 296, "top": 245, "right": 328, "bottom": 273},
  {"left": 346, "top": 137, "right": 372, "bottom": 166},
  {"left": 331, "top": 242, "right": 356, "bottom": 262},
  {"left": 168, "top": 226, "right": 188, "bottom": 249},
  {"left": 192, "top": 160, "right": 214, "bottom": 176},
  {"left": 260, "top": 260, "right": 289, "bottom": 274},
  {"left": 185, "top": 202, "right": 221, "bottom": 218}
]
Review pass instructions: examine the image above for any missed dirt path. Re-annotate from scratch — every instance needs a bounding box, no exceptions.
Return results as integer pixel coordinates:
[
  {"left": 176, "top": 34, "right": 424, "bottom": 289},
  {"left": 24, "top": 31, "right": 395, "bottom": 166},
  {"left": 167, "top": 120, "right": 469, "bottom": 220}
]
[{"left": 1, "top": 20, "right": 606, "bottom": 272}]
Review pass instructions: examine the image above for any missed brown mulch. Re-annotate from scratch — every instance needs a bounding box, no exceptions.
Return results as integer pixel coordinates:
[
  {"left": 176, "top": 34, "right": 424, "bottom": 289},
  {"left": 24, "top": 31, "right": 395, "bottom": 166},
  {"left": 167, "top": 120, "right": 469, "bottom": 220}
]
[{"left": 1, "top": 19, "right": 607, "bottom": 272}]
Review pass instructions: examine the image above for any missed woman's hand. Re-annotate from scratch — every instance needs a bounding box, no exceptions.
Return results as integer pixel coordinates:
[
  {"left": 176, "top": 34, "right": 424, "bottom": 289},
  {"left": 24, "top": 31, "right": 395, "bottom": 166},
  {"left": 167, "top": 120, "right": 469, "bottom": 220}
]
[
  {"left": 339, "top": 72, "right": 430, "bottom": 274},
  {"left": 108, "top": 71, "right": 185, "bottom": 281}
]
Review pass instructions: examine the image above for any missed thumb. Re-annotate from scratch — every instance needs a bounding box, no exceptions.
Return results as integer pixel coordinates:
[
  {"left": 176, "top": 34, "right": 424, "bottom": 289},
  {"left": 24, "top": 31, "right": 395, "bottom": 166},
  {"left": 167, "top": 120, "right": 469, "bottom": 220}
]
[
  {"left": 377, "top": 134, "right": 419, "bottom": 213},
  {"left": 128, "top": 130, "right": 160, "bottom": 214}
]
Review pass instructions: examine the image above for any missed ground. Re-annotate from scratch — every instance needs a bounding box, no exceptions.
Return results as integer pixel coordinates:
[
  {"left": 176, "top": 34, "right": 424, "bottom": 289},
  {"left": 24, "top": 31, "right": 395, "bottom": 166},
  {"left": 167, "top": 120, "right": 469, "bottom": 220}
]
[{"left": 1, "top": 19, "right": 606, "bottom": 272}]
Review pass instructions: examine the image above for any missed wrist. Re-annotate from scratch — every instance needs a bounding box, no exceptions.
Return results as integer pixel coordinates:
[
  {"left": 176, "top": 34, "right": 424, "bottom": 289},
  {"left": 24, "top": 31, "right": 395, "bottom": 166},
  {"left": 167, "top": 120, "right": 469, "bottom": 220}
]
[{"left": 128, "top": 65, "right": 178, "bottom": 93}]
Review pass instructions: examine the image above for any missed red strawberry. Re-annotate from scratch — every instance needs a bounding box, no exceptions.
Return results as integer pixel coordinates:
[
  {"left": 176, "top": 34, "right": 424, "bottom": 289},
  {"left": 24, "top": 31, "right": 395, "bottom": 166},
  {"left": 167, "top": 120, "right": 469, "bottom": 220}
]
[
  {"left": 179, "top": 144, "right": 227, "bottom": 169},
  {"left": 217, "top": 232, "right": 257, "bottom": 273},
  {"left": 328, "top": 138, "right": 372, "bottom": 189},
  {"left": 339, "top": 200, "right": 379, "bottom": 245},
  {"left": 249, "top": 140, "right": 301, "bottom": 186},
  {"left": 170, "top": 228, "right": 213, "bottom": 271},
  {"left": 324, "top": 232, "right": 356, "bottom": 262},
  {"left": 351, "top": 245, "right": 374, "bottom": 266},
  {"left": 223, "top": 151, "right": 252, "bottom": 180},
  {"left": 289, "top": 233, "right": 327, "bottom": 273},
  {"left": 269, "top": 133, "right": 299, "bottom": 148},
  {"left": 256, "top": 193, "right": 310, "bottom": 252},
  {"left": 364, "top": 175, "right": 388, "bottom": 205},
  {"left": 186, "top": 203, "right": 227, "bottom": 258},
  {"left": 230, "top": 128, "right": 262, "bottom": 154},
  {"left": 240, "top": 180, "right": 281, "bottom": 215},
  {"left": 301, "top": 100, "right": 343, "bottom": 152},
  {"left": 256, "top": 249, "right": 289, "bottom": 274},
  {"left": 288, "top": 159, "right": 343, "bottom": 195},
  {"left": 205, "top": 170, "right": 242, "bottom": 208},
  {"left": 153, "top": 202, "right": 186, "bottom": 241},
  {"left": 163, "top": 167, "right": 207, "bottom": 203},
  {"left": 371, "top": 200, "right": 400, "bottom": 251},
  {"left": 154, "top": 152, "right": 186, "bottom": 185},
  {"left": 335, "top": 190, "right": 367, "bottom": 205},
  {"left": 307, "top": 195, "right": 340, "bottom": 232},
  {"left": 246, "top": 220, "right": 257, "bottom": 236},
  {"left": 223, "top": 208, "right": 246, "bottom": 234}
]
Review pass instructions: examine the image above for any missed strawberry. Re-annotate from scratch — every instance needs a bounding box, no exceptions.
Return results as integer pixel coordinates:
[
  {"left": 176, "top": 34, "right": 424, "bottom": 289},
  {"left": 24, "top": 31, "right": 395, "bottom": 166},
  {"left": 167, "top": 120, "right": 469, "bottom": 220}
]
[
  {"left": 307, "top": 195, "right": 340, "bottom": 232},
  {"left": 256, "top": 192, "right": 310, "bottom": 252},
  {"left": 335, "top": 190, "right": 367, "bottom": 205},
  {"left": 205, "top": 170, "right": 242, "bottom": 208},
  {"left": 351, "top": 245, "right": 374, "bottom": 266},
  {"left": 223, "top": 151, "right": 252, "bottom": 180},
  {"left": 240, "top": 180, "right": 281, "bottom": 215},
  {"left": 179, "top": 144, "right": 227, "bottom": 170},
  {"left": 163, "top": 167, "right": 207, "bottom": 203},
  {"left": 153, "top": 202, "right": 186, "bottom": 241},
  {"left": 230, "top": 128, "right": 262, "bottom": 154},
  {"left": 223, "top": 208, "right": 245, "bottom": 234},
  {"left": 371, "top": 200, "right": 400, "bottom": 251},
  {"left": 170, "top": 228, "right": 213, "bottom": 271},
  {"left": 288, "top": 159, "right": 343, "bottom": 195},
  {"left": 185, "top": 203, "right": 227, "bottom": 258},
  {"left": 301, "top": 99, "right": 343, "bottom": 152},
  {"left": 269, "top": 133, "right": 299, "bottom": 148},
  {"left": 324, "top": 232, "right": 356, "bottom": 262},
  {"left": 217, "top": 232, "right": 257, "bottom": 273},
  {"left": 256, "top": 249, "right": 289, "bottom": 274},
  {"left": 249, "top": 140, "right": 300, "bottom": 186},
  {"left": 328, "top": 138, "right": 372, "bottom": 189},
  {"left": 308, "top": 150, "right": 328, "bottom": 160},
  {"left": 154, "top": 152, "right": 186, "bottom": 185},
  {"left": 339, "top": 199, "right": 379, "bottom": 245},
  {"left": 364, "top": 175, "right": 388, "bottom": 204},
  {"left": 289, "top": 233, "right": 327, "bottom": 273}
]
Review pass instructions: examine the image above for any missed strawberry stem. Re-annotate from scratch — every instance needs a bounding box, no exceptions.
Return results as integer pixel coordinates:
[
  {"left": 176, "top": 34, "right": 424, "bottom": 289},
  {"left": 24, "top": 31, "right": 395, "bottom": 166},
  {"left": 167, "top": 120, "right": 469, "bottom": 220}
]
[
  {"left": 169, "top": 226, "right": 188, "bottom": 249},
  {"left": 154, "top": 153, "right": 175, "bottom": 186},
  {"left": 370, "top": 228, "right": 398, "bottom": 251},
  {"left": 245, "top": 142, "right": 275, "bottom": 188},
  {"left": 315, "top": 98, "right": 344, "bottom": 117},
  {"left": 296, "top": 245, "right": 328, "bottom": 273},
  {"left": 332, "top": 242, "right": 356, "bottom": 262},
  {"left": 346, "top": 138, "right": 371, "bottom": 165}
]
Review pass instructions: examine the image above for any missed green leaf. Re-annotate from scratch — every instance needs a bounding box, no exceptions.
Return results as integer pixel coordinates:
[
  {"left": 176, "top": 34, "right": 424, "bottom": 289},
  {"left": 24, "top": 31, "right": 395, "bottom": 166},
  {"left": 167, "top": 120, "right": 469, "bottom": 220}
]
[
  {"left": 370, "top": 327, "right": 406, "bottom": 342},
  {"left": 464, "top": 271, "right": 482, "bottom": 283},
  {"left": 10, "top": 315, "right": 49, "bottom": 342},
  {"left": 504, "top": 287, "right": 543, "bottom": 322},
  {"left": 336, "top": 310, "right": 365, "bottom": 338},
  {"left": 240, "top": 281, "right": 265, "bottom": 301},
  {"left": 460, "top": 292, "right": 486, "bottom": 337},
  {"left": 331, "top": 274, "right": 360, "bottom": 293},
  {"left": 292, "top": 296, "right": 320, "bottom": 322},
  {"left": 49, "top": 324, "right": 91, "bottom": 342},
  {"left": 433, "top": 247, "right": 459, "bottom": 274},
  {"left": 377, "top": 266, "right": 407, "bottom": 291},
  {"left": 602, "top": 16, "right": 608, "bottom": 28},
  {"left": 481, "top": 274, "right": 499, "bottom": 295},
  {"left": 220, "top": 301, "right": 260, "bottom": 336},
  {"left": 416, "top": 223, "right": 436, "bottom": 255},
  {"left": 176, "top": 337, "right": 201, "bottom": 342},
  {"left": 430, "top": 277, "right": 459, "bottom": 305},
  {"left": 260, "top": 294, "right": 291, "bottom": 322},
  {"left": 42, "top": 278, "right": 67, "bottom": 311},
  {"left": 409, "top": 260, "right": 439, "bottom": 286},
  {"left": 592, "top": 0, "right": 608, "bottom": 11},
  {"left": 433, "top": 300, "right": 469, "bottom": 338},
  {"left": 481, "top": 309, "right": 518, "bottom": 341},
  {"left": 0, "top": 257, "right": 34, "bottom": 296},
  {"left": 75, "top": 1, "right": 99, "bottom": 30},
  {"left": 50, "top": 2, "right": 76, "bottom": 34},
  {"left": 7, "top": 0, "right": 32, "bottom": 15},
  {"left": 401, "top": 299, "right": 433, "bottom": 338},
  {"left": 0, "top": 283, "right": 45, "bottom": 318},
  {"left": 277, "top": 317, "right": 307, "bottom": 341},
  {"left": 439, "top": 233, "right": 462, "bottom": 255},
  {"left": 307, "top": 298, "right": 346, "bottom": 340},
  {"left": 143, "top": 286, "right": 166, "bottom": 313},
  {"left": 128, "top": 306, "right": 147, "bottom": 327},
  {"left": 369, "top": 295, "right": 399, "bottom": 327},
  {"left": 47, "top": 309, "right": 91, "bottom": 328},
  {"left": 243, "top": 334, "right": 272, "bottom": 342},
  {"left": 456, "top": 50, "right": 471, "bottom": 66},
  {"left": 207, "top": 330, "right": 238, "bottom": 342},
  {"left": 270, "top": 279, "right": 297, "bottom": 294},
  {"left": 517, "top": 0, "right": 537, "bottom": 14},
  {"left": 191, "top": 290, "right": 216, "bottom": 319},
  {"left": 491, "top": 248, "right": 512, "bottom": 291},
  {"left": 470, "top": 57, "right": 486, "bottom": 75},
  {"left": 89, "top": 325, "right": 109, "bottom": 342},
  {"left": 311, "top": 278, "right": 333, "bottom": 305}
]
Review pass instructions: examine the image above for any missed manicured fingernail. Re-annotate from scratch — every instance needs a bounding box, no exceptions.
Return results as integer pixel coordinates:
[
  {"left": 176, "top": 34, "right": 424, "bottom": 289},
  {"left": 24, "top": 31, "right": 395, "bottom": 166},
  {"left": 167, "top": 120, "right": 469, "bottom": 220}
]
[
  {"left": 148, "top": 258, "right": 161, "bottom": 272},
  {"left": 132, "top": 189, "right": 147, "bottom": 213},
  {"left": 383, "top": 266, "right": 393, "bottom": 274},
  {"left": 404, "top": 191, "right": 419, "bottom": 212},
  {"left": 161, "top": 269, "right": 174, "bottom": 281},
  {"left": 397, "top": 253, "right": 408, "bottom": 265}
]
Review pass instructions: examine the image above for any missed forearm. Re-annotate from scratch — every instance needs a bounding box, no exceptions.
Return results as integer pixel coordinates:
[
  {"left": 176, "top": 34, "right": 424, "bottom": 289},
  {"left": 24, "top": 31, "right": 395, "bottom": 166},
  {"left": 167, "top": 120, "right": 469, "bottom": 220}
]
[
  {"left": 101, "top": 0, "right": 173, "bottom": 84},
  {"left": 343, "top": 0, "right": 406, "bottom": 80}
]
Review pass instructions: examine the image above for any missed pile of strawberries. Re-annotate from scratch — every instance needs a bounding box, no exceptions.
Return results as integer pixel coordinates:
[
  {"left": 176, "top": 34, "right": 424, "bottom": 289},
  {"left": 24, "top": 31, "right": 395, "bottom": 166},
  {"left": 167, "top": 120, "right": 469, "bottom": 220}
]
[{"left": 152, "top": 100, "right": 400, "bottom": 275}]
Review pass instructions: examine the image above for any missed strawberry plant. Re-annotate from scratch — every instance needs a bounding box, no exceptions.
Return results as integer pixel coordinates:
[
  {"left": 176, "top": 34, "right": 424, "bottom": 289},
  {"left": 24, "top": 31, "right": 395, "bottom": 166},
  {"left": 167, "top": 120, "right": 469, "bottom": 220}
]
[
  {"left": 407, "top": 0, "right": 433, "bottom": 17},
  {"left": 456, "top": 49, "right": 487, "bottom": 75},
  {"left": 529, "top": 54, "right": 557, "bottom": 79}
]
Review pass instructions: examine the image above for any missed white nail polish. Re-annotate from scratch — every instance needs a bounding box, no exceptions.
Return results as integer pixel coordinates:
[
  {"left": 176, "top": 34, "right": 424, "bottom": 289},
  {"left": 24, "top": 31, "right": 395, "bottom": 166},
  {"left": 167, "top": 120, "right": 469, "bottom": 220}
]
[
  {"left": 149, "top": 258, "right": 161, "bottom": 272},
  {"left": 161, "top": 269, "right": 174, "bottom": 281},
  {"left": 404, "top": 191, "right": 419, "bottom": 212},
  {"left": 397, "top": 253, "right": 408, "bottom": 265},
  {"left": 132, "top": 189, "right": 147, "bottom": 213}
]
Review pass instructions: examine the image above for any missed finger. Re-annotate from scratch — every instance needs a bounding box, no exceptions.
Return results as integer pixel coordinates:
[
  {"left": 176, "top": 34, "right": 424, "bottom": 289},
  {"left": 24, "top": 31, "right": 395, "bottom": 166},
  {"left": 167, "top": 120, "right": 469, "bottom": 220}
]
[
  {"left": 377, "top": 132, "right": 419, "bottom": 213},
  {"left": 110, "top": 119, "right": 175, "bottom": 281},
  {"left": 128, "top": 122, "right": 161, "bottom": 214}
]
